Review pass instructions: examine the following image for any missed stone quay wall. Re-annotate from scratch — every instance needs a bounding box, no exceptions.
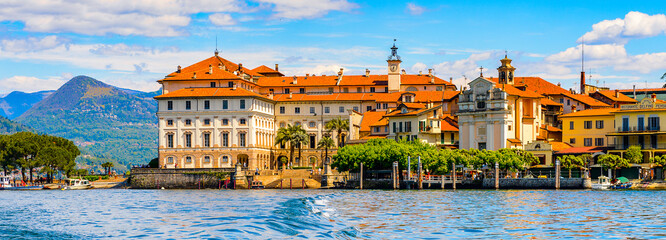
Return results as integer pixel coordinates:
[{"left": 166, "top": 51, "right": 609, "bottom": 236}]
[
  {"left": 130, "top": 168, "right": 238, "bottom": 189},
  {"left": 482, "top": 178, "right": 592, "bottom": 189}
]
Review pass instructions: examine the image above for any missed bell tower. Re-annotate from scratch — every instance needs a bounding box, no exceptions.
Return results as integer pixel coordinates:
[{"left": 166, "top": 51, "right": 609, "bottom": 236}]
[
  {"left": 387, "top": 39, "right": 402, "bottom": 93},
  {"left": 497, "top": 53, "right": 516, "bottom": 85}
]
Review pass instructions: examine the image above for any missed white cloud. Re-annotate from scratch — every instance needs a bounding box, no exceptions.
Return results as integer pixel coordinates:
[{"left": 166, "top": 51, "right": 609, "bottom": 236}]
[
  {"left": 579, "top": 11, "right": 666, "bottom": 44},
  {"left": 209, "top": 13, "right": 237, "bottom": 26},
  {"left": 0, "top": 35, "right": 67, "bottom": 53},
  {"left": 406, "top": 3, "right": 425, "bottom": 16},
  {"left": 0, "top": 0, "right": 245, "bottom": 36},
  {"left": 0, "top": 76, "right": 67, "bottom": 93},
  {"left": 545, "top": 44, "right": 627, "bottom": 63},
  {"left": 410, "top": 62, "right": 427, "bottom": 73},
  {"left": 257, "top": 0, "right": 358, "bottom": 19},
  {"left": 431, "top": 51, "right": 499, "bottom": 87}
]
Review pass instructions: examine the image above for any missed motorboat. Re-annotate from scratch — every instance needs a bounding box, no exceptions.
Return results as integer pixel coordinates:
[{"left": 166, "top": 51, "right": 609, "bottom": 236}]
[
  {"left": 0, "top": 175, "right": 12, "bottom": 190},
  {"left": 62, "top": 179, "right": 93, "bottom": 190},
  {"left": 591, "top": 176, "right": 611, "bottom": 190},
  {"left": 611, "top": 182, "right": 633, "bottom": 189},
  {"left": 250, "top": 180, "right": 265, "bottom": 189}
]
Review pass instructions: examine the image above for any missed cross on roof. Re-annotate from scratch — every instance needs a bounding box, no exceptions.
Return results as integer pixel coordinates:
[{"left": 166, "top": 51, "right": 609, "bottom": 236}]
[{"left": 479, "top": 66, "right": 484, "bottom": 77}]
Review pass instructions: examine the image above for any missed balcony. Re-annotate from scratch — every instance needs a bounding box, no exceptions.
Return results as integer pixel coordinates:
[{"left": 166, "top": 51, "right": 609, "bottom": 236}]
[
  {"left": 419, "top": 125, "right": 441, "bottom": 134},
  {"left": 616, "top": 125, "right": 661, "bottom": 133},
  {"left": 608, "top": 143, "right": 666, "bottom": 150}
]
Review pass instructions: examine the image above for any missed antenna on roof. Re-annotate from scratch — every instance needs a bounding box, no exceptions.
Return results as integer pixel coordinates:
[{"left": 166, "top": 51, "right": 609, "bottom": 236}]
[{"left": 214, "top": 35, "right": 219, "bottom": 56}]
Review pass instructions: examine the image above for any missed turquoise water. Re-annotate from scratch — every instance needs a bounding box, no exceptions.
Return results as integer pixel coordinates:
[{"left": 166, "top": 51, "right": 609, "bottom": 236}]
[{"left": 1, "top": 189, "right": 665, "bottom": 239}]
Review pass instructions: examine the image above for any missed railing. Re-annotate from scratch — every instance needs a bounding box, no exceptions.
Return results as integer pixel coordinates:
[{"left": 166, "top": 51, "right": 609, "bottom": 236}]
[
  {"left": 617, "top": 125, "right": 661, "bottom": 132},
  {"left": 609, "top": 143, "right": 666, "bottom": 150}
]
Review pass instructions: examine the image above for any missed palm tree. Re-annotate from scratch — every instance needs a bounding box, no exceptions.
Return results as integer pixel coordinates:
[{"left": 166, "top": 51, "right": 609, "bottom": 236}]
[
  {"left": 325, "top": 117, "right": 349, "bottom": 148},
  {"left": 317, "top": 135, "right": 335, "bottom": 169},
  {"left": 274, "top": 124, "right": 308, "bottom": 169},
  {"left": 101, "top": 161, "right": 114, "bottom": 176},
  {"left": 275, "top": 125, "right": 296, "bottom": 169},
  {"left": 291, "top": 128, "right": 309, "bottom": 168}
]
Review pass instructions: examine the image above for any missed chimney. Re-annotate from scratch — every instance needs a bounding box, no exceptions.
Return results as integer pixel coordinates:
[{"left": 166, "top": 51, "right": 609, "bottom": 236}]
[
  {"left": 557, "top": 82, "right": 561, "bottom": 87},
  {"left": 338, "top": 68, "right": 344, "bottom": 76},
  {"left": 401, "top": 69, "right": 406, "bottom": 75},
  {"left": 571, "top": 105, "right": 577, "bottom": 112},
  {"left": 275, "top": 64, "right": 279, "bottom": 71},
  {"left": 232, "top": 82, "right": 237, "bottom": 90},
  {"left": 430, "top": 75, "right": 435, "bottom": 84},
  {"left": 418, "top": 71, "right": 422, "bottom": 76},
  {"left": 615, "top": 89, "right": 620, "bottom": 98},
  {"left": 288, "top": 92, "right": 293, "bottom": 99},
  {"left": 177, "top": 65, "right": 181, "bottom": 73},
  {"left": 192, "top": 72, "right": 196, "bottom": 79},
  {"left": 652, "top": 93, "right": 657, "bottom": 102},
  {"left": 293, "top": 76, "right": 297, "bottom": 84},
  {"left": 428, "top": 69, "right": 433, "bottom": 76},
  {"left": 218, "top": 63, "right": 223, "bottom": 70},
  {"left": 365, "top": 68, "right": 370, "bottom": 77},
  {"left": 305, "top": 73, "right": 309, "bottom": 77},
  {"left": 238, "top": 63, "right": 243, "bottom": 71},
  {"left": 268, "top": 92, "right": 274, "bottom": 100},
  {"left": 633, "top": 85, "right": 636, "bottom": 99},
  {"left": 450, "top": 77, "right": 453, "bottom": 82},
  {"left": 209, "top": 64, "right": 213, "bottom": 74},
  {"left": 580, "top": 70, "right": 586, "bottom": 94}
]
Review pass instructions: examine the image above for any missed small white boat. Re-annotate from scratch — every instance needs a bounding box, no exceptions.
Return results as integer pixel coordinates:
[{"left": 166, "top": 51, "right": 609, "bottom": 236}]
[
  {"left": 0, "top": 175, "right": 12, "bottom": 190},
  {"left": 62, "top": 179, "right": 93, "bottom": 190},
  {"left": 591, "top": 176, "right": 611, "bottom": 190}
]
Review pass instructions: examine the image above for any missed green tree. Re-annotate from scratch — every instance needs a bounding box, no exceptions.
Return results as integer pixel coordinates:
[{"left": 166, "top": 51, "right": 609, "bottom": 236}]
[
  {"left": 625, "top": 145, "right": 643, "bottom": 163},
  {"left": 291, "top": 126, "right": 309, "bottom": 168},
  {"left": 598, "top": 154, "right": 629, "bottom": 178},
  {"left": 317, "top": 135, "right": 335, "bottom": 169},
  {"left": 275, "top": 124, "right": 308, "bottom": 169},
  {"left": 557, "top": 155, "right": 585, "bottom": 178},
  {"left": 325, "top": 117, "right": 349, "bottom": 148},
  {"left": 101, "top": 161, "right": 114, "bottom": 175}
]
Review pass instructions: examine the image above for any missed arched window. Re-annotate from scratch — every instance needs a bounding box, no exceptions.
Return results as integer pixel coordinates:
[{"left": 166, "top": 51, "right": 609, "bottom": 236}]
[
  {"left": 186, "top": 156, "right": 193, "bottom": 163},
  {"left": 279, "top": 122, "right": 286, "bottom": 128},
  {"left": 222, "top": 156, "right": 229, "bottom": 163},
  {"left": 203, "top": 156, "right": 211, "bottom": 163},
  {"left": 166, "top": 156, "right": 174, "bottom": 164}
]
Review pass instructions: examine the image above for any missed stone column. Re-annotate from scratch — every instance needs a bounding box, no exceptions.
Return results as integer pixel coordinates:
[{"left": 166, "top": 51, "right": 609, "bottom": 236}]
[
  {"left": 359, "top": 162, "right": 364, "bottom": 190},
  {"left": 418, "top": 156, "right": 423, "bottom": 190},
  {"left": 555, "top": 160, "right": 560, "bottom": 189},
  {"left": 495, "top": 161, "right": 499, "bottom": 189},
  {"left": 452, "top": 162, "right": 456, "bottom": 190}
]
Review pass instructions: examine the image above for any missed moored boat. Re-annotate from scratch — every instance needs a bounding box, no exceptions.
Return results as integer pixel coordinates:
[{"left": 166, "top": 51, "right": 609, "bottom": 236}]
[
  {"left": 62, "top": 179, "right": 93, "bottom": 190},
  {"left": 43, "top": 183, "right": 62, "bottom": 190},
  {"left": 251, "top": 180, "right": 264, "bottom": 189},
  {"left": 0, "top": 175, "right": 13, "bottom": 190},
  {"left": 591, "top": 176, "right": 611, "bottom": 190}
]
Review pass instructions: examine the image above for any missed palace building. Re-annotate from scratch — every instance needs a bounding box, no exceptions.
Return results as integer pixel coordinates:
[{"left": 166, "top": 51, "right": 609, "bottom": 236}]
[{"left": 154, "top": 43, "right": 459, "bottom": 169}]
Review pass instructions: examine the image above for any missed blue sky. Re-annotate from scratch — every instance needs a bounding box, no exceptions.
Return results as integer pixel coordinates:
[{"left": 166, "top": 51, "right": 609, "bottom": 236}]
[{"left": 1, "top": 0, "right": 665, "bottom": 94}]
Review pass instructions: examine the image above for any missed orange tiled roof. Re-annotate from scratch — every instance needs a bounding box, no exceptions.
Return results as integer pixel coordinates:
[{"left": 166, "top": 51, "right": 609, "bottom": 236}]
[
  {"left": 385, "top": 104, "right": 434, "bottom": 117},
  {"left": 369, "top": 117, "right": 389, "bottom": 127},
  {"left": 271, "top": 92, "right": 382, "bottom": 102},
  {"left": 373, "top": 91, "right": 458, "bottom": 103},
  {"left": 550, "top": 142, "right": 573, "bottom": 151},
  {"left": 252, "top": 65, "right": 281, "bottom": 74},
  {"left": 255, "top": 74, "right": 454, "bottom": 87},
  {"left": 618, "top": 88, "right": 666, "bottom": 93},
  {"left": 402, "top": 102, "right": 426, "bottom": 109},
  {"left": 511, "top": 76, "right": 570, "bottom": 95},
  {"left": 440, "top": 119, "right": 459, "bottom": 132},
  {"left": 540, "top": 97, "right": 562, "bottom": 106},
  {"left": 154, "top": 87, "right": 270, "bottom": 100},
  {"left": 161, "top": 55, "right": 263, "bottom": 81},
  {"left": 559, "top": 108, "right": 618, "bottom": 118},
  {"left": 497, "top": 83, "right": 543, "bottom": 98},
  {"left": 595, "top": 90, "right": 638, "bottom": 103},
  {"left": 359, "top": 111, "right": 387, "bottom": 132},
  {"left": 564, "top": 93, "right": 610, "bottom": 107},
  {"left": 541, "top": 124, "right": 562, "bottom": 132}
]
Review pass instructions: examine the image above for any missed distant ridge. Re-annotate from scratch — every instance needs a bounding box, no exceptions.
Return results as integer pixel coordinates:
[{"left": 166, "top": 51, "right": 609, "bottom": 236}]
[
  {"left": 0, "top": 115, "right": 33, "bottom": 134},
  {"left": 0, "top": 90, "right": 53, "bottom": 119},
  {"left": 16, "top": 75, "right": 158, "bottom": 169}
]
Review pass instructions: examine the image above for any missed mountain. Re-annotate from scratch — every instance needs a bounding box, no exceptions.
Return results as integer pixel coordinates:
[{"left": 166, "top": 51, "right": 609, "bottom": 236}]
[
  {"left": 0, "top": 115, "right": 33, "bottom": 134},
  {"left": 0, "top": 90, "right": 54, "bottom": 119},
  {"left": 16, "top": 75, "right": 159, "bottom": 169}
]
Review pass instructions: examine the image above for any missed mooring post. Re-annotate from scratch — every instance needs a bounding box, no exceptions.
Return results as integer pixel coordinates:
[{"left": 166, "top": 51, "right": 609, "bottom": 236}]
[
  {"left": 393, "top": 161, "right": 399, "bottom": 189},
  {"left": 290, "top": 178, "right": 292, "bottom": 189},
  {"left": 360, "top": 162, "right": 364, "bottom": 190},
  {"left": 555, "top": 160, "right": 560, "bottom": 189},
  {"left": 495, "top": 161, "right": 499, "bottom": 190},
  {"left": 407, "top": 156, "right": 411, "bottom": 180},
  {"left": 418, "top": 156, "right": 423, "bottom": 190},
  {"left": 452, "top": 162, "right": 456, "bottom": 190}
]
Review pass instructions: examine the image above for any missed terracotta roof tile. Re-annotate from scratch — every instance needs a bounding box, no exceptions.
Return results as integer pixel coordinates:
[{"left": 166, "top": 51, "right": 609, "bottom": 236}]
[
  {"left": 359, "top": 111, "right": 387, "bottom": 132},
  {"left": 440, "top": 119, "right": 459, "bottom": 132},
  {"left": 161, "top": 55, "right": 263, "bottom": 81},
  {"left": 154, "top": 87, "right": 270, "bottom": 101},
  {"left": 511, "top": 77, "right": 569, "bottom": 95},
  {"left": 540, "top": 97, "right": 562, "bottom": 106},
  {"left": 564, "top": 93, "right": 610, "bottom": 107},
  {"left": 596, "top": 90, "right": 638, "bottom": 103},
  {"left": 271, "top": 92, "right": 382, "bottom": 102},
  {"left": 550, "top": 142, "right": 573, "bottom": 151},
  {"left": 559, "top": 108, "right": 618, "bottom": 118}
]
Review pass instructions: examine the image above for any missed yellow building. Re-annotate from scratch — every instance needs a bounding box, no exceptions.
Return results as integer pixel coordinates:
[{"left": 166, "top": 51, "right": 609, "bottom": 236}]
[
  {"left": 559, "top": 108, "right": 617, "bottom": 148},
  {"left": 606, "top": 95, "right": 666, "bottom": 160}
]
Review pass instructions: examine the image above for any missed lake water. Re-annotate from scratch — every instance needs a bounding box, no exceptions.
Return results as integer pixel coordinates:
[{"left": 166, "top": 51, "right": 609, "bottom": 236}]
[{"left": 1, "top": 189, "right": 664, "bottom": 239}]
